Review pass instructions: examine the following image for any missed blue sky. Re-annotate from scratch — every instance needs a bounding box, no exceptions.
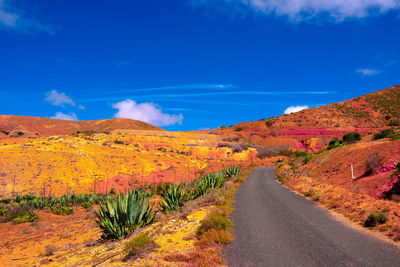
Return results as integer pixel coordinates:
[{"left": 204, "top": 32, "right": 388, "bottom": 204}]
[{"left": 0, "top": 0, "right": 400, "bottom": 130}]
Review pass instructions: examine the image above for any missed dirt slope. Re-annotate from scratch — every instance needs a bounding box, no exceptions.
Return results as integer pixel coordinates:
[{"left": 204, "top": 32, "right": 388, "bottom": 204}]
[
  {"left": 0, "top": 115, "right": 163, "bottom": 137},
  {"left": 234, "top": 84, "right": 400, "bottom": 133}
]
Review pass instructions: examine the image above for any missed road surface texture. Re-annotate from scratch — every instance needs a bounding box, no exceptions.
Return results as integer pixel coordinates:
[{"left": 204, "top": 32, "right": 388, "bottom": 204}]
[{"left": 223, "top": 167, "right": 400, "bottom": 267}]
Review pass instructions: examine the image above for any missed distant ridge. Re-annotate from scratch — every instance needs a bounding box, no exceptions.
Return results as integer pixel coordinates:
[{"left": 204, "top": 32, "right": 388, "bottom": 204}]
[
  {"left": 230, "top": 84, "right": 400, "bottom": 133},
  {"left": 0, "top": 115, "right": 163, "bottom": 137}
]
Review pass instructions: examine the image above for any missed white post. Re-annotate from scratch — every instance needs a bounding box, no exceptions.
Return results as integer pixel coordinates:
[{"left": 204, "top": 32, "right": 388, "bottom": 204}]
[{"left": 351, "top": 164, "right": 355, "bottom": 181}]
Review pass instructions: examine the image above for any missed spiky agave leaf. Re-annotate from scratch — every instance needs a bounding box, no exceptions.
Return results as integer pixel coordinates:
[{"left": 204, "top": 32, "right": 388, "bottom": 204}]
[
  {"left": 160, "top": 184, "right": 192, "bottom": 212},
  {"left": 95, "top": 189, "right": 154, "bottom": 239}
]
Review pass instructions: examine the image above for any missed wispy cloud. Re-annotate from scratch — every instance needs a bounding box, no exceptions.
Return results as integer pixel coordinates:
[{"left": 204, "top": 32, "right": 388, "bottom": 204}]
[
  {"left": 51, "top": 112, "right": 78, "bottom": 121},
  {"left": 284, "top": 105, "right": 309, "bottom": 114},
  {"left": 0, "top": 0, "right": 55, "bottom": 34},
  {"left": 45, "top": 90, "right": 76, "bottom": 107},
  {"left": 45, "top": 90, "right": 75, "bottom": 107},
  {"left": 356, "top": 68, "right": 381, "bottom": 76},
  {"left": 95, "top": 84, "right": 236, "bottom": 96},
  {"left": 189, "top": 0, "right": 400, "bottom": 23},
  {"left": 112, "top": 99, "right": 184, "bottom": 127},
  {"left": 81, "top": 90, "right": 336, "bottom": 103}
]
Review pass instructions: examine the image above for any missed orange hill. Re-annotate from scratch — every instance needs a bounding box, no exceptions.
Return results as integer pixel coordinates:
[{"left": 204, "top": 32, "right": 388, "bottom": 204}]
[
  {"left": 234, "top": 84, "right": 400, "bottom": 133},
  {"left": 0, "top": 115, "right": 163, "bottom": 137},
  {"left": 211, "top": 84, "right": 400, "bottom": 151}
]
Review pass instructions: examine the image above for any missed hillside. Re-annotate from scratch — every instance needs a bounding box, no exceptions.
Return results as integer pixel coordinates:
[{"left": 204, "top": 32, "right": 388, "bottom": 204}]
[
  {"left": 235, "top": 84, "right": 400, "bottom": 133},
  {"left": 211, "top": 84, "right": 400, "bottom": 151},
  {"left": 0, "top": 115, "right": 163, "bottom": 137}
]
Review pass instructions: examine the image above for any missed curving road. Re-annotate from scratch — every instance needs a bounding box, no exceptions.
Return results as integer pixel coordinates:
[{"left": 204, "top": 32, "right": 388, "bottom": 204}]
[{"left": 223, "top": 167, "right": 400, "bottom": 267}]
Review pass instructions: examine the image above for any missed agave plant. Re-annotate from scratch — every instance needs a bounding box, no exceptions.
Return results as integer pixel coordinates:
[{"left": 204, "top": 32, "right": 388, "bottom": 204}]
[
  {"left": 193, "top": 179, "right": 209, "bottom": 199},
  {"left": 224, "top": 166, "right": 242, "bottom": 178},
  {"left": 95, "top": 189, "right": 154, "bottom": 239},
  {"left": 30, "top": 196, "right": 47, "bottom": 209},
  {"left": 160, "top": 184, "right": 192, "bottom": 212},
  {"left": 203, "top": 172, "right": 225, "bottom": 189}
]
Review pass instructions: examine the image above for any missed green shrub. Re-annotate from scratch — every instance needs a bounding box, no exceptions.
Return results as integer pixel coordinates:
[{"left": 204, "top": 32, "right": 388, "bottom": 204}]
[
  {"left": 304, "top": 154, "right": 312, "bottom": 164},
  {"left": 327, "top": 138, "right": 343, "bottom": 150},
  {"left": 0, "top": 205, "right": 10, "bottom": 217},
  {"left": 160, "top": 184, "right": 192, "bottom": 212},
  {"left": 81, "top": 201, "right": 92, "bottom": 210},
  {"left": 397, "top": 162, "right": 400, "bottom": 172},
  {"left": 51, "top": 206, "right": 74, "bottom": 216},
  {"left": 303, "top": 189, "right": 316, "bottom": 197},
  {"left": 109, "top": 188, "right": 116, "bottom": 195},
  {"left": 364, "top": 211, "right": 388, "bottom": 227},
  {"left": 196, "top": 213, "right": 232, "bottom": 236},
  {"left": 235, "top": 127, "right": 243, "bottom": 132},
  {"left": 342, "top": 132, "right": 361, "bottom": 144},
  {"left": 95, "top": 189, "right": 154, "bottom": 239},
  {"left": 373, "top": 129, "right": 395, "bottom": 140},
  {"left": 295, "top": 151, "right": 308, "bottom": 157},
  {"left": 124, "top": 233, "right": 156, "bottom": 260},
  {"left": 0, "top": 198, "right": 11, "bottom": 204},
  {"left": 8, "top": 206, "right": 38, "bottom": 224}
]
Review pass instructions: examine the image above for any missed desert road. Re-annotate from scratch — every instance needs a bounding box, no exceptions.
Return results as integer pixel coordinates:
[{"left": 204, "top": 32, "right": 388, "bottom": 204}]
[{"left": 223, "top": 167, "right": 400, "bottom": 267}]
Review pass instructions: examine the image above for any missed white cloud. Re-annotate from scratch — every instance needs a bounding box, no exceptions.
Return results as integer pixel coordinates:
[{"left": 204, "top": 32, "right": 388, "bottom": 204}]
[
  {"left": 0, "top": 0, "right": 54, "bottom": 34},
  {"left": 356, "top": 68, "right": 381, "bottom": 76},
  {"left": 0, "top": 0, "right": 17, "bottom": 26},
  {"left": 51, "top": 112, "right": 78, "bottom": 121},
  {"left": 112, "top": 99, "right": 184, "bottom": 127},
  {"left": 284, "top": 105, "right": 309, "bottom": 114},
  {"left": 189, "top": 0, "right": 400, "bottom": 22},
  {"left": 45, "top": 90, "right": 76, "bottom": 107}
]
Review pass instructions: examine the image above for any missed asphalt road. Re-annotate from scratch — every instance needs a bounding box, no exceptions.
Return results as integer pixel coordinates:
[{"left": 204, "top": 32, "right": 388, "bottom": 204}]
[{"left": 223, "top": 167, "right": 400, "bottom": 267}]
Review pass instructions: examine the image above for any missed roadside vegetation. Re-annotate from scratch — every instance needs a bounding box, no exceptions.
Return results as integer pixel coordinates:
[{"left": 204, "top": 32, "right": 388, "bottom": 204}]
[{"left": 275, "top": 135, "right": 400, "bottom": 243}]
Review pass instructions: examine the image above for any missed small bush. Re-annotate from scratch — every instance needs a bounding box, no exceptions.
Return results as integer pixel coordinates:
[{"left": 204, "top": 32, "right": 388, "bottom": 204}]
[
  {"left": 217, "top": 143, "right": 233, "bottom": 148},
  {"left": 389, "top": 119, "right": 400, "bottom": 126},
  {"left": 235, "top": 127, "right": 243, "bottom": 132},
  {"left": 396, "top": 162, "right": 400, "bottom": 172},
  {"left": 304, "top": 154, "right": 312, "bottom": 163},
  {"left": 327, "top": 138, "right": 343, "bottom": 150},
  {"left": 373, "top": 129, "right": 395, "bottom": 140},
  {"left": 109, "top": 188, "right": 116, "bottom": 195},
  {"left": 364, "top": 211, "right": 388, "bottom": 227},
  {"left": 303, "top": 189, "right": 316, "bottom": 197},
  {"left": 0, "top": 205, "right": 10, "bottom": 217},
  {"left": 342, "top": 132, "right": 361, "bottom": 144},
  {"left": 257, "top": 145, "right": 289, "bottom": 159},
  {"left": 295, "top": 151, "right": 308, "bottom": 157},
  {"left": 124, "top": 234, "right": 156, "bottom": 260},
  {"left": 81, "top": 201, "right": 92, "bottom": 210},
  {"left": 8, "top": 207, "right": 38, "bottom": 224},
  {"left": 200, "top": 229, "right": 232, "bottom": 245},
  {"left": 365, "top": 152, "right": 383, "bottom": 176},
  {"left": 0, "top": 198, "right": 11, "bottom": 204},
  {"left": 197, "top": 213, "right": 232, "bottom": 236},
  {"left": 44, "top": 245, "right": 56, "bottom": 256},
  {"left": 51, "top": 206, "right": 74, "bottom": 216},
  {"left": 232, "top": 144, "right": 243, "bottom": 153}
]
